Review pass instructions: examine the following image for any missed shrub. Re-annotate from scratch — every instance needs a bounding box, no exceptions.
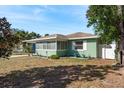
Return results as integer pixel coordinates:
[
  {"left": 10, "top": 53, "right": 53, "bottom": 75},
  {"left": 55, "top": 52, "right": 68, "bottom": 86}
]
[{"left": 50, "top": 55, "right": 60, "bottom": 59}]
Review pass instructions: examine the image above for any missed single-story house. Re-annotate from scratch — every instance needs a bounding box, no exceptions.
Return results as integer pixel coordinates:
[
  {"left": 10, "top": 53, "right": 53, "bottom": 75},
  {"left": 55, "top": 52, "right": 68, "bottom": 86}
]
[{"left": 23, "top": 32, "right": 116, "bottom": 59}]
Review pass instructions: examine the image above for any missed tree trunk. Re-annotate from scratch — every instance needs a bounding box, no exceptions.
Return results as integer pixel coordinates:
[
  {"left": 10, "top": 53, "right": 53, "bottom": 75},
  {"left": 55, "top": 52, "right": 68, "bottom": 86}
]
[
  {"left": 119, "top": 36, "right": 124, "bottom": 65},
  {"left": 118, "top": 5, "right": 124, "bottom": 65}
]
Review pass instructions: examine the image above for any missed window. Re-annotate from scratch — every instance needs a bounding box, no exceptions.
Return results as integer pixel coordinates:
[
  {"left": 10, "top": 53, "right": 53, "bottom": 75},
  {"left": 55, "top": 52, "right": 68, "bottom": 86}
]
[
  {"left": 74, "top": 41, "right": 83, "bottom": 50},
  {"left": 43, "top": 43, "right": 47, "bottom": 49},
  {"left": 72, "top": 40, "right": 87, "bottom": 50},
  {"left": 47, "top": 42, "right": 55, "bottom": 49},
  {"left": 57, "top": 41, "right": 67, "bottom": 50},
  {"left": 36, "top": 43, "right": 41, "bottom": 49},
  {"left": 36, "top": 42, "right": 56, "bottom": 50}
]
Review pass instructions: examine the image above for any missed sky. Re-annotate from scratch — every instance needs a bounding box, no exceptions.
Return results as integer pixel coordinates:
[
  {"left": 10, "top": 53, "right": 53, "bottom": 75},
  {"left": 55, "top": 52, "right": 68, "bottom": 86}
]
[{"left": 0, "top": 5, "right": 93, "bottom": 35}]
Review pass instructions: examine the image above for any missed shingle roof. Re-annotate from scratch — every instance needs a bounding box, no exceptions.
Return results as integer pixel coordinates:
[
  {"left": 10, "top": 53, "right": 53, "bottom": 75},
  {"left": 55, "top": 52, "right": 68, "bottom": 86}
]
[
  {"left": 23, "top": 32, "right": 98, "bottom": 43},
  {"left": 66, "top": 32, "right": 95, "bottom": 38},
  {"left": 44, "top": 34, "right": 67, "bottom": 39}
]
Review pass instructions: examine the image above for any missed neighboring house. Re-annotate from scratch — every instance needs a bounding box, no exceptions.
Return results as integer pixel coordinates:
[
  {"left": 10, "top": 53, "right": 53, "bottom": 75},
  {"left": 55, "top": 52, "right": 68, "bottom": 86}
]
[
  {"left": 23, "top": 32, "right": 116, "bottom": 59},
  {"left": 13, "top": 44, "right": 24, "bottom": 54},
  {"left": 13, "top": 44, "right": 23, "bottom": 52}
]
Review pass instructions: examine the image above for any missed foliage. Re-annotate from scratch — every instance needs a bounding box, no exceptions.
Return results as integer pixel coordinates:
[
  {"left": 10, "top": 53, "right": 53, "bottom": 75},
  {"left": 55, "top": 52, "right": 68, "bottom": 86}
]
[
  {"left": 86, "top": 5, "right": 124, "bottom": 63},
  {"left": 86, "top": 5, "right": 121, "bottom": 44},
  {"left": 12, "top": 28, "right": 41, "bottom": 54},
  {"left": 50, "top": 55, "right": 60, "bottom": 59},
  {"left": 13, "top": 28, "right": 41, "bottom": 41},
  {"left": 24, "top": 44, "right": 32, "bottom": 53},
  {"left": 0, "top": 17, "right": 20, "bottom": 58},
  {"left": 44, "top": 34, "right": 49, "bottom": 37}
]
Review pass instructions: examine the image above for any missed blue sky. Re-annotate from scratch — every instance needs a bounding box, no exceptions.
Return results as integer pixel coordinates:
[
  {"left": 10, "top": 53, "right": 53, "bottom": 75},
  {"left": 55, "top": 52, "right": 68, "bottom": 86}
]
[{"left": 0, "top": 5, "right": 93, "bottom": 35}]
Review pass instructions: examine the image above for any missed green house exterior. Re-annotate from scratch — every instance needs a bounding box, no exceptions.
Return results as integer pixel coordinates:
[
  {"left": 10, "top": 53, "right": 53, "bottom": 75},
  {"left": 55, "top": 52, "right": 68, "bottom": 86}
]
[{"left": 24, "top": 32, "right": 98, "bottom": 58}]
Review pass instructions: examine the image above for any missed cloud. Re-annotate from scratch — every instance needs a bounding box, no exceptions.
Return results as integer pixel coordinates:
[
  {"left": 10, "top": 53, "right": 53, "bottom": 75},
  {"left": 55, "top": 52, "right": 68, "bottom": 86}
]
[
  {"left": 33, "top": 5, "right": 56, "bottom": 16},
  {"left": 0, "top": 5, "right": 92, "bottom": 35},
  {"left": 0, "top": 11, "right": 42, "bottom": 22},
  {"left": 33, "top": 8, "right": 44, "bottom": 15}
]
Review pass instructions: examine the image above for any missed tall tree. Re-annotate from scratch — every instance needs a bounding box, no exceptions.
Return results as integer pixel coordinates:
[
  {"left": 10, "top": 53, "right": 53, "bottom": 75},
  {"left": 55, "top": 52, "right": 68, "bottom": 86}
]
[
  {"left": 0, "top": 17, "right": 19, "bottom": 58},
  {"left": 13, "top": 28, "right": 41, "bottom": 41},
  {"left": 86, "top": 5, "right": 124, "bottom": 64},
  {"left": 13, "top": 28, "right": 41, "bottom": 54},
  {"left": 44, "top": 34, "right": 49, "bottom": 37}
]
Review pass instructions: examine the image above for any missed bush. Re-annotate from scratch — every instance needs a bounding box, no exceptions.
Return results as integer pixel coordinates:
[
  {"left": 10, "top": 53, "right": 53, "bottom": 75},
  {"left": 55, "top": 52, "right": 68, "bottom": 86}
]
[{"left": 50, "top": 55, "right": 60, "bottom": 59}]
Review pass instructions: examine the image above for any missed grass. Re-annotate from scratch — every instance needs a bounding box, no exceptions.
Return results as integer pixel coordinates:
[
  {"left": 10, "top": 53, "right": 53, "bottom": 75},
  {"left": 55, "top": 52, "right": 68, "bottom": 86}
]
[
  {"left": 0, "top": 56, "right": 122, "bottom": 88},
  {"left": 0, "top": 57, "right": 115, "bottom": 74}
]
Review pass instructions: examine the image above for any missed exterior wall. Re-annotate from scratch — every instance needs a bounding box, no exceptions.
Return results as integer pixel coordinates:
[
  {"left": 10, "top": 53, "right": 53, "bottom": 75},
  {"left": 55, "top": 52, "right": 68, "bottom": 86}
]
[
  {"left": 34, "top": 38, "right": 97, "bottom": 58},
  {"left": 57, "top": 50, "right": 68, "bottom": 57},
  {"left": 56, "top": 41, "right": 68, "bottom": 56},
  {"left": 13, "top": 44, "right": 23, "bottom": 54},
  {"left": 35, "top": 49, "right": 57, "bottom": 56},
  {"left": 67, "top": 38, "right": 97, "bottom": 58},
  {"left": 35, "top": 42, "right": 57, "bottom": 56}
]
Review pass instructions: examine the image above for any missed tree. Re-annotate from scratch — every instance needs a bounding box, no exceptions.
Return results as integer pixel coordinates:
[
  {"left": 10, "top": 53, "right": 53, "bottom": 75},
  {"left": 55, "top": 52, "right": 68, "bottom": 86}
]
[
  {"left": 13, "top": 28, "right": 41, "bottom": 41},
  {"left": 0, "top": 17, "right": 20, "bottom": 58},
  {"left": 117, "top": 6, "right": 124, "bottom": 65},
  {"left": 86, "top": 5, "right": 124, "bottom": 64},
  {"left": 44, "top": 34, "right": 49, "bottom": 36},
  {"left": 13, "top": 28, "right": 41, "bottom": 55}
]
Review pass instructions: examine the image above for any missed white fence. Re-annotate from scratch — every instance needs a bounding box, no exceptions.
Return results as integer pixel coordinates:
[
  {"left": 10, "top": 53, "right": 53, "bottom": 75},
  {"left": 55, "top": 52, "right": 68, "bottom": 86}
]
[{"left": 98, "top": 44, "right": 116, "bottom": 59}]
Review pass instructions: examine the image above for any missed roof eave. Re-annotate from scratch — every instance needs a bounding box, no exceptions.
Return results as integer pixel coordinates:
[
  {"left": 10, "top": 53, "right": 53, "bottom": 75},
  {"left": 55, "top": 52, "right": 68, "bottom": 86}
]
[{"left": 22, "top": 36, "right": 68, "bottom": 43}]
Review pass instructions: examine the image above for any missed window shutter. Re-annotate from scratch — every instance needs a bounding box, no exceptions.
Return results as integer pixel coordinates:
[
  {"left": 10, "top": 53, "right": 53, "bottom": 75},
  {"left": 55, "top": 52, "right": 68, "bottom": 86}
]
[{"left": 83, "top": 40, "right": 87, "bottom": 50}]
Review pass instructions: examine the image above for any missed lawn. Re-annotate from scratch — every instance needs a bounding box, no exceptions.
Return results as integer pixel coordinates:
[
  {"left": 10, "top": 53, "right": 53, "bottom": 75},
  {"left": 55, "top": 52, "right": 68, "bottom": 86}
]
[{"left": 0, "top": 56, "right": 123, "bottom": 88}]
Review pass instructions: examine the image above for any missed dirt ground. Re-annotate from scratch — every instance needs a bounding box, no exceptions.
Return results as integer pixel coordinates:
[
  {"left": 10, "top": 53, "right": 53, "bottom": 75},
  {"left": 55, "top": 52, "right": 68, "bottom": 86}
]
[{"left": 0, "top": 56, "right": 123, "bottom": 88}]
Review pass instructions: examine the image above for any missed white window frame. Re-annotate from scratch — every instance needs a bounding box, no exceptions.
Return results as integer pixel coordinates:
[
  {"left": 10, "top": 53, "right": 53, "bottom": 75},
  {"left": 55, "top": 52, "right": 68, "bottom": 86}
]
[{"left": 72, "top": 40, "right": 87, "bottom": 51}]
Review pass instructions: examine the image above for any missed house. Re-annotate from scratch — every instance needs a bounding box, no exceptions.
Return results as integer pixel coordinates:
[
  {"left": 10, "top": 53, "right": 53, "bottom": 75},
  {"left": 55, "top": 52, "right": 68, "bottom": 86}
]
[
  {"left": 13, "top": 44, "right": 24, "bottom": 54},
  {"left": 23, "top": 32, "right": 116, "bottom": 59}
]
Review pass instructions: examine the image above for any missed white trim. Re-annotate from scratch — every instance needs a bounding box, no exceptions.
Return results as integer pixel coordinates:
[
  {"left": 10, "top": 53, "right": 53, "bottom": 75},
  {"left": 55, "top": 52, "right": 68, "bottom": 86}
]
[
  {"left": 68, "top": 36, "right": 99, "bottom": 40},
  {"left": 23, "top": 36, "right": 56, "bottom": 43},
  {"left": 72, "top": 41, "right": 75, "bottom": 50},
  {"left": 83, "top": 40, "right": 87, "bottom": 50},
  {"left": 57, "top": 49, "right": 67, "bottom": 51},
  {"left": 23, "top": 35, "right": 99, "bottom": 43},
  {"left": 74, "top": 49, "right": 86, "bottom": 51},
  {"left": 35, "top": 49, "right": 67, "bottom": 51},
  {"left": 71, "top": 40, "right": 87, "bottom": 51},
  {"left": 36, "top": 49, "right": 57, "bottom": 51}
]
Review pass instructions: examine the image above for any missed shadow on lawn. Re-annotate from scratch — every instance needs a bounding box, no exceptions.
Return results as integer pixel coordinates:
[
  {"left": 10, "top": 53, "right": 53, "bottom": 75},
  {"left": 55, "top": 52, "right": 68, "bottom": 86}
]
[{"left": 0, "top": 65, "right": 122, "bottom": 88}]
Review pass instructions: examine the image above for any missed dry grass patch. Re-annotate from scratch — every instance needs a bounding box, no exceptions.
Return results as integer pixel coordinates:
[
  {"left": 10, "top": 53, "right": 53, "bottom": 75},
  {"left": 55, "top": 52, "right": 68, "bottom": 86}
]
[
  {"left": 0, "top": 57, "right": 115, "bottom": 74},
  {"left": 0, "top": 56, "right": 121, "bottom": 88}
]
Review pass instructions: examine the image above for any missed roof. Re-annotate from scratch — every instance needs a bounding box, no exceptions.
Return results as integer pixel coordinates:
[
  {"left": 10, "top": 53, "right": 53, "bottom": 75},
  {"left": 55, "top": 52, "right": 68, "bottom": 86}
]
[
  {"left": 66, "top": 32, "right": 95, "bottom": 38},
  {"left": 66, "top": 32, "right": 98, "bottom": 40},
  {"left": 23, "top": 34, "right": 67, "bottom": 43},
  {"left": 23, "top": 32, "right": 98, "bottom": 43}
]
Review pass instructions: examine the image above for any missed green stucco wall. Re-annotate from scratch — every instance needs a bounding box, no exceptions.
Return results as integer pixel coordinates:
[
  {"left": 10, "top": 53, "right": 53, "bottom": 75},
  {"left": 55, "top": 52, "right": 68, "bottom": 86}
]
[
  {"left": 35, "top": 49, "right": 57, "bottom": 56},
  {"left": 35, "top": 42, "right": 57, "bottom": 56},
  {"left": 67, "top": 38, "right": 97, "bottom": 58},
  {"left": 34, "top": 38, "right": 98, "bottom": 58},
  {"left": 57, "top": 50, "right": 68, "bottom": 57}
]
